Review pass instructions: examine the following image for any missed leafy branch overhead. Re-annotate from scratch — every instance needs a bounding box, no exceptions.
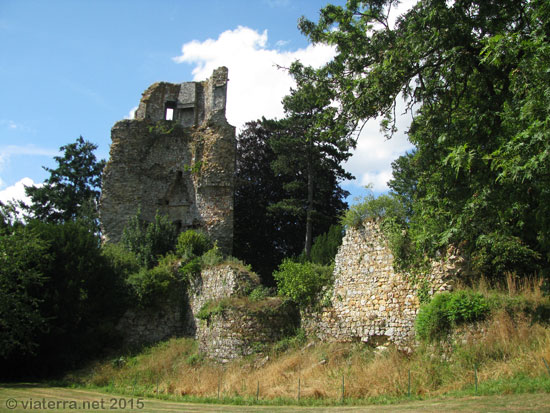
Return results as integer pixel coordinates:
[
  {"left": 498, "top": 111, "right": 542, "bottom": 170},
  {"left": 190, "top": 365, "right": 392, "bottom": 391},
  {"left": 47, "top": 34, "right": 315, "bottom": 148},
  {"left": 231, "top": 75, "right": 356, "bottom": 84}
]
[{"left": 298, "top": 0, "right": 550, "bottom": 278}]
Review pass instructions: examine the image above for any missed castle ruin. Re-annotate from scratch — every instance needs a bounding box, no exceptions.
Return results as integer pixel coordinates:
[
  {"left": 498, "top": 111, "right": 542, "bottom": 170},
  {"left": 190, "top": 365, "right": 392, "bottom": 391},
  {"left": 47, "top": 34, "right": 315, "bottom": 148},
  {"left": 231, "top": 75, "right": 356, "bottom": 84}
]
[{"left": 99, "top": 67, "right": 235, "bottom": 253}]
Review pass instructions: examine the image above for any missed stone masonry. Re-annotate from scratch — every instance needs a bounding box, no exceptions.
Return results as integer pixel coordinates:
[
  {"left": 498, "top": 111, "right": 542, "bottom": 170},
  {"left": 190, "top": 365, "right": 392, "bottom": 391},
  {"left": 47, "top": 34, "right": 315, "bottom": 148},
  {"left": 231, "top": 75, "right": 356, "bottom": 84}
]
[
  {"left": 302, "top": 220, "right": 460, "bottom": 350},
  {"left": 188, "top": 264, "right": 260, "bottom": 334},
  {"left": 100, "top": 67, "right": 235, "bottom": 253}
]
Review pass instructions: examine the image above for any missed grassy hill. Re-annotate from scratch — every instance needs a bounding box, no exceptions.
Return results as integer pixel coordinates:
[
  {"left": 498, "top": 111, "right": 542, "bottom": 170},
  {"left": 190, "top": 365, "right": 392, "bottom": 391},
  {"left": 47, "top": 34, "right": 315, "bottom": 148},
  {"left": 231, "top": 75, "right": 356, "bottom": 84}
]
[{"left": 66, "top": 278, "right": 550, "bottom": 406}]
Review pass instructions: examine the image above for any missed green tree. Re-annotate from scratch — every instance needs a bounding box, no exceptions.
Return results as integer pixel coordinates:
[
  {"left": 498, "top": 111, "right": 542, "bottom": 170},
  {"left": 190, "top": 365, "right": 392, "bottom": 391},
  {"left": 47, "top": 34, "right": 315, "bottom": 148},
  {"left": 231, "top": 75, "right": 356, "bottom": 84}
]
[
  {"left": 0, "top": 226, "right": 50, "bottom": 359},
  {"left": 300, "top": 0, "right": 550, "bottom": 277},
  {"left": 271, "top": 62, "right": 355, "bottom": 259},
  {"left": 309, "top": 224, "right": 344, "bottom": 265},
  {"left": 234, "top": 119, "right": 349, "bottom": 283},
  {"left": 24, "top": 136, "right": 105, "bottom": 224},
  {"left": 1, "top": 221, "right": 126, "bottom": 377}
]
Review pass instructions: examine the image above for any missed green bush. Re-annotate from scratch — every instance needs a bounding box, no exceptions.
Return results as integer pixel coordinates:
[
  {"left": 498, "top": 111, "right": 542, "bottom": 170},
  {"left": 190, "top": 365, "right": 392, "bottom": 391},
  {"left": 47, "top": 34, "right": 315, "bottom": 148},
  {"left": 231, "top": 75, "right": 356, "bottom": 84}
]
[
  {"left": 200, "top": 244, "right": 224, "bottom": 267},
  {"left": 416, "top": 290, "right": 490, "bottom": 342},
  {"left": 248, "top": 285, "right": 273, "bottom": 302},
  {"left": 176, "top": 230, "right": 212, "bottom": 261},
  {"left": 178, "top": 256, "right": 201, "bottom": 284},
  {"left": 101, "top": 243, "right": 140, "bottom": 280},
  {"left": 273, "top": 259, "right": 333, "bottom": 308},
  {"left": 126, "top": 254, "right": 181, "bottom": 307},
  {"left": 121, "top": 209, "right": 178, "bottom": 269},
  {"left": 196, "top": 299, "right": 228, "bottom": 322}
]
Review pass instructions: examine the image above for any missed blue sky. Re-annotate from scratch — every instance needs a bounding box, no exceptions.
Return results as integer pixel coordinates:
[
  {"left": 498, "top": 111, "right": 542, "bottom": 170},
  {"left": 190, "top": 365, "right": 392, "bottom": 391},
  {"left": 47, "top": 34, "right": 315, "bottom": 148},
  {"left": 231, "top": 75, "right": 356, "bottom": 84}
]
[{"left": 0, "top": 0, "right": 415, "bottom": 206}]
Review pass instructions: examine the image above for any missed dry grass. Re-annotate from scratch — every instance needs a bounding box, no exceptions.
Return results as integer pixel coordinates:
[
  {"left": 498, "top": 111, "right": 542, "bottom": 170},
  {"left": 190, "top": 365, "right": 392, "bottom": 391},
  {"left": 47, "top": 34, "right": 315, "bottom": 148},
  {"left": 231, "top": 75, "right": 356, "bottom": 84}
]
[{"left": 78, "top": 282, "right": 550, "bottom": 402}]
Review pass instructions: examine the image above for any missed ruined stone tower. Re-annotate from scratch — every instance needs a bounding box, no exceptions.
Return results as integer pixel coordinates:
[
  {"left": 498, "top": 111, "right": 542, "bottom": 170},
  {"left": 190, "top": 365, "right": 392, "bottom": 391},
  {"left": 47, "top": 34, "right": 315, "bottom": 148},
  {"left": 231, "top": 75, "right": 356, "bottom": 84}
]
[{"left": 100, "top": 67, "right": 235, "bottom": 253}]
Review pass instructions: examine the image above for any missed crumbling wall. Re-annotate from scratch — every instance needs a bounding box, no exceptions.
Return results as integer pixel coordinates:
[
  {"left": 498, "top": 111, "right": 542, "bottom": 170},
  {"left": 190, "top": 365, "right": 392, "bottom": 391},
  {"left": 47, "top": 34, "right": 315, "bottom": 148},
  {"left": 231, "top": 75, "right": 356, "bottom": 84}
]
[
  {"left": 100, "top": 67, "right": 235, "bottom": 253},
  {"left": 302, "top": 220, "right": 460, "bottom": 350},
  {"left": 187, "top": 264, "right": 260, "bottom": 335},
  {"left": 188, "top": 264, "right": 299, "bottom": 362},
  {"left": 197, "top": 298, "right": 299, "bottom": 363}
]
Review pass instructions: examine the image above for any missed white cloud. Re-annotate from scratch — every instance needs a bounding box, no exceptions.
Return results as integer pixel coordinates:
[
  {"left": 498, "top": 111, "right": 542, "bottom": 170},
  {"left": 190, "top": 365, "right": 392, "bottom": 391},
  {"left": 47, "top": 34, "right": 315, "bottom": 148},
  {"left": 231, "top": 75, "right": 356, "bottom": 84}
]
[
  {"left": 0, "top": 177, "right": 37, "bottom": 206},
  {"left": 1, "top": 119, "right": 19, "bottom": 130},
  {"left": 173, "top": 14, "right": 420, "bottom": 195},
  {"left": 388, "top": 0, "right": 419, "bottom": 28},
  {"left": 343, "top": 95, "right": 416, "bottom": 193},
  {"left": 173, "top": 26, "right": 336, "bottom": 130},
  {"left": 125, "top": 106, "right": 138, "bottom": 120},
  {"left": 0, "top": 145, "right": 58, "bottom": 172}
]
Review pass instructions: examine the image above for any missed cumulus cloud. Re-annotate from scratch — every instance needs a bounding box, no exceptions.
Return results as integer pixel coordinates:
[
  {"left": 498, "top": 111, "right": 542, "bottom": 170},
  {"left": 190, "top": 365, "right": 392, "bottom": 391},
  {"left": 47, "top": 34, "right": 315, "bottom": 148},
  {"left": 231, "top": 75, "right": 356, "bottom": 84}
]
[
  {"left": 173, "top": 26, "right": 336, "bottom": 130},
  {"left": 0, "top": 177, "right": 37, "bottom": 206},
  {"left": 173, "top": 4, "right": 419, "bottom": 195},
  {"left": 343, "top": 0, "right": 419, "bottom": 193}
]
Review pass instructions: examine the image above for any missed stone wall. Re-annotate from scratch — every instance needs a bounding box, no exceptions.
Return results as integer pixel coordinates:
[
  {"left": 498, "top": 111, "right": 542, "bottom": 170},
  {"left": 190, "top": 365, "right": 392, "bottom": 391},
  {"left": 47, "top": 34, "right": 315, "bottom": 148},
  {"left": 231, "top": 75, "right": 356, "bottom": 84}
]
[
  {"left": 100, "top": 67, "right": 235, "bottom": 254},
  {"left": 188, "top": 264, "right": 299, "bottom": 362},
  {"left": 197, "top": 298, "right": 299, "bottom": 363},
  {"left": 187, "top": 264, "right": 260, "bottom": 335},
  {"left": 115, "top": 263, "right": 260, "bottom": 348},
  {"left": 302, "top": 220, "right": 460, "bottom": 350},
  {"left": 115, "top": 295, "right": 189, "bottom": 349}
]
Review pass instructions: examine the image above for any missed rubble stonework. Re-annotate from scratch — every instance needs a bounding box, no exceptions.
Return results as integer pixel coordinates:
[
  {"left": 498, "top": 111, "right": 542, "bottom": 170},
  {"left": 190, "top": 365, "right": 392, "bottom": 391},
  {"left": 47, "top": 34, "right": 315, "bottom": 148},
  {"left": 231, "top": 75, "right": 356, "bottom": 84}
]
[
  {"left": 100, "top": 67, "right": 235, "bottom": 253},
  {"left": 189, "top": 265, "right": 299, "bottom": 362},
  {"left": 188, "top": 264, "right": 260, "bottom": 333},
  {"left": 302, "top": 220, "right": 459, "bottom": 349},
  {"left": 197, "top": 298, "right": 299, "bottom": 363}
]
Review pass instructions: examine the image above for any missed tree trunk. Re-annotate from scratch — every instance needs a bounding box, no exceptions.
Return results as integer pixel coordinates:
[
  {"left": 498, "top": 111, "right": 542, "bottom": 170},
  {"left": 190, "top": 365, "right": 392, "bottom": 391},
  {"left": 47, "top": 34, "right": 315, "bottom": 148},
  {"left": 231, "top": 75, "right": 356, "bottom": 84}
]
[{"left": 304, "top": 140, "right": 314, "bottom": 259}]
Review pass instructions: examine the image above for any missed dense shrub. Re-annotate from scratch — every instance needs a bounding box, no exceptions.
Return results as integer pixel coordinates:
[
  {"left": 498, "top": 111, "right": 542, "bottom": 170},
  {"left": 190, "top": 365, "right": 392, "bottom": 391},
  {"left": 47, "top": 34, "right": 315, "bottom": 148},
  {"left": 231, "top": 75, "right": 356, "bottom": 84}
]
[
  {"left": 178, "top": 257, "right": 201, "bottom": 284},
  {"left": 126, "top": 254, "right": 182, "bottom": 307},
  {"left": 121, "top": 209, "right": 178, "bottom": 268},
  {"left": 273, "top": 259, "right": 333, "bottom": 308},
  {"left": 176, "top": 230, "right": 212, "bottom": 261},
  {"left": 416, "top": 291, "right": 490, "bottom": 342},
  {"left": 248, "top": 285, "right": 273, "bottom": 302},
  {"left": 101, "top": 242, "right": 140, "bottom": 280},
  {"left": 200, "top": 244, "right": 224, "bottom": 267}
]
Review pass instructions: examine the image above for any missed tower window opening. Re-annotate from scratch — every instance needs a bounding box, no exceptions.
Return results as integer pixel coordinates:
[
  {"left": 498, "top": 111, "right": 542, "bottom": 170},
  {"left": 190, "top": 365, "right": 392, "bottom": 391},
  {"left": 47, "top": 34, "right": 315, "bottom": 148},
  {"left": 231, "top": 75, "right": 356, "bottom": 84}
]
[
  {"left": 165, "top": 108, "right": 174, "bottom": 120},
  {"left": 165, "top": 101, "right": 177, "bottom": 120}
]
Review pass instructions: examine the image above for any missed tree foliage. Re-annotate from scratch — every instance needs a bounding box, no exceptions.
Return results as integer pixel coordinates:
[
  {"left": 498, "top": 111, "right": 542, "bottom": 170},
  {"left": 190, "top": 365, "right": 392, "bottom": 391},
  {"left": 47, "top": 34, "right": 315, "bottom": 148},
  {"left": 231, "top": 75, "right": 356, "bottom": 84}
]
[
  {"left": 0, "top": 227, "right": 50, "bottom": 359},
  {"left": 309, "top": 224, "right": 344, "bottom": 266},
  {"left": 24, "top": 136, "right": 105, "bottom": 225},
  {"left": 272, "top": 63, "right": 355, "bottom": 258},
  {"left": 300, "top": 0, "right": 550, "bottom": 278},
  {"left": 234, "top": 119, "right": 349, "bottom": 283},
  {"left": 1, "top": 221, "right": 126, "bottom": 377}
]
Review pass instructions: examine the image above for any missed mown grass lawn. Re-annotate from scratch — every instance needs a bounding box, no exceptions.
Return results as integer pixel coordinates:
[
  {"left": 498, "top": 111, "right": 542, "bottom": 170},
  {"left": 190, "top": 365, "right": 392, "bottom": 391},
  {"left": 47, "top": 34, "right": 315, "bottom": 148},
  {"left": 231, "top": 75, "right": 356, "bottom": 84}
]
[{"left": 1, "top": 384, "right": 550, "bottom": 412}]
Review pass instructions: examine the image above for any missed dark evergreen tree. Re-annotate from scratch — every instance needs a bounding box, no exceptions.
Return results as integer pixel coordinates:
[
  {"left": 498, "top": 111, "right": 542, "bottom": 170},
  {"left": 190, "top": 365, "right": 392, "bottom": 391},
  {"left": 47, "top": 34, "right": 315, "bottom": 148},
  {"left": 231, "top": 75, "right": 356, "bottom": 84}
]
[
  {"left": 24, "top": 136, "right": 105, "bottom": 225},
  {"left": 271, "top": 63, "right": 355, "bottom": 258},
  {"left": 234, "top": 119, "right": 349, "bottom": 284}
]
